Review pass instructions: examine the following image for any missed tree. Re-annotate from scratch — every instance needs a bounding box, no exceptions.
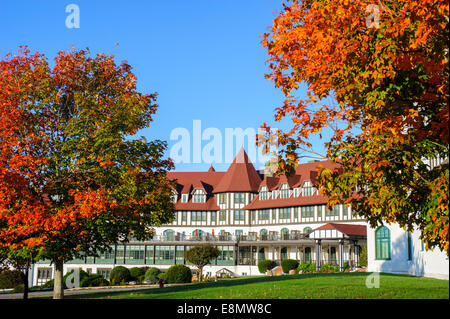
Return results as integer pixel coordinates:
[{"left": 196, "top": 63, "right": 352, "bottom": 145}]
[
  {"left": 184, "top": 244, "right": 220, "bottom": 282},
  {"left": 261, "top": 0, "right": 448, "bottom": 254},
  {"left": 0, "top": 47, "right": 175, "bottom": 298}
]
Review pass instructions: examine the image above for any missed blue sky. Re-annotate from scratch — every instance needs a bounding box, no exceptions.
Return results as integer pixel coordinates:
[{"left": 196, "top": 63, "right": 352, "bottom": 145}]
[{"left": 0, "top": 0, "right": 332, "bottom": 171}]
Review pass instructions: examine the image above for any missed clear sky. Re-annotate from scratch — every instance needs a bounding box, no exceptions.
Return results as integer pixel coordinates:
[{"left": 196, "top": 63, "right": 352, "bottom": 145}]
[{"left": 0, "top": 0, "right": 332, "bottom": 172}]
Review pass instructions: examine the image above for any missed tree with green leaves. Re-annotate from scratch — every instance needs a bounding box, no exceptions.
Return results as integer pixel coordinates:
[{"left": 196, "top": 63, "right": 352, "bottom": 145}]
[
  {"left": 0, "top": 47, "right": 175, "bottom": 299},
  {"left": 184, "top": 244, "right": 220, "bottom": 282}
]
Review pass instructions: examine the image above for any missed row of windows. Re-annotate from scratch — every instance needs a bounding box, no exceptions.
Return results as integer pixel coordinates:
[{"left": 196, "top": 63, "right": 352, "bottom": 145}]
[
  {"left": 259, "top": 182, "right": 316, "bottom": 200},
  {"left": 177, "top": 205, "right": 350, "bottom": 224}
]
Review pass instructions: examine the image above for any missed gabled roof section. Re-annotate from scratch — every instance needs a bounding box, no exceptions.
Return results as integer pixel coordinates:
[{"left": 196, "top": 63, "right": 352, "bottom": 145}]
[{"left": 214, "top": 148, "right": 262, "bottom": 193}]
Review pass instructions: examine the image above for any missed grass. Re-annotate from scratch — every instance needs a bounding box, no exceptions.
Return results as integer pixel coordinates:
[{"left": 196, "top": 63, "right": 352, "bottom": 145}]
[{"left": 62, "top": 273, "right": 449, "bottom": 299}]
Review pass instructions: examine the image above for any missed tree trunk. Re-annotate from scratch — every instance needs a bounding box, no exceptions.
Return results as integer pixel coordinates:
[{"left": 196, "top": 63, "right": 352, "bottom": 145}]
[
  {"left": 22, "top": 263, "right": 29, "bottom": 300},
  {"left": 53, "top": 260, "right": 64, "bottom": 299},
  {"left": 199, "top": 267, "right": 203, "bottom": 283}
]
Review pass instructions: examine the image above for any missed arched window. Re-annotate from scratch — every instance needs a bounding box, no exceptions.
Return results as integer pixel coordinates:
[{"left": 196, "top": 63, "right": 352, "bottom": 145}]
[
  {"left": 281, "top": 228, "right": 290, "bottom": 240},
  {"left": 303, "top": 227, "right": 312, "bottom": 235},
  {"left": 192, "top": 229, "right": 205, "bottom": 240},
  {"left": 260, "top": 229, "right": 268, "bottom": 241},
  {"left": 375, "top": 226, "right": 391, "bottom": 260},
  {"left": 163, "top": 229, "right": 175, "bottom": 241}
]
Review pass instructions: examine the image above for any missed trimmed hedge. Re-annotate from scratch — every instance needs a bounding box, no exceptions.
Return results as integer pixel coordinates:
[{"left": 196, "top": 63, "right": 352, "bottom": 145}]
[
  {"left": 257, "top": 260, "right": 277, "bottom": 274},
  {"left": 0, "top": 270, "right": 23, "bottom": 289},
  {"left": 110, "top": 266, "right": 131, "bottom": 285},
  {"left": 281, "top": 259, "right": 300, "bottom": 273},
  {"left": 165, "top": 265, "right": 192, "bottom": 284}
]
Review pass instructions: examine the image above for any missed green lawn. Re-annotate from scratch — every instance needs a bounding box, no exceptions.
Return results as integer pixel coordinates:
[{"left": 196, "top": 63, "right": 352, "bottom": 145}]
[{"left": 64, "top": 273, "right": 449, "bottom": 299}]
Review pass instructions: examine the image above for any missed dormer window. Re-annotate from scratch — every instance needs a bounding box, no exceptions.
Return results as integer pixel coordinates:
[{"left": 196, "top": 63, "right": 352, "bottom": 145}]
[
  {"left": 272, "top": 190, "right": 278, "bottom": 199},
  {"left": 302, "top": 181, "right": 314, "bottom": 196},
  {"left": 170, "top": 191, "right": 178, "bottom": 203},
  {"left": 192, "top": 189, "right": 206, "bottom": 203},
  {"left": 280, "top": 184, "right": 290, "bottom": 199},
  {"left": 294, "top": 188, "right": 300, "bottom": 197},
  {"left": 181, "top": 194, "right": 188, "bottom": 203},
  {"left": 260, "top": 186, "right": 268, "bottom": 200}
]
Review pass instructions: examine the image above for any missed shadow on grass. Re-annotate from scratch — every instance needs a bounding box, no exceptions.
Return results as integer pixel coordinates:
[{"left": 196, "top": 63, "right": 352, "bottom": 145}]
[{"left": 66, "top": 272, "right": 372, "bottom": 299}]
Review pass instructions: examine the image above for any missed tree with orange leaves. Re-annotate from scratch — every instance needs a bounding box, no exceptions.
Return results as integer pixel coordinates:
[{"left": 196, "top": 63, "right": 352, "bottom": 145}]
[
  {"left": 0, "top": 47, "right": 175, "bottom": 298},
  {"left": 261, "top": 0, "right": 448, "bottom": 253}
]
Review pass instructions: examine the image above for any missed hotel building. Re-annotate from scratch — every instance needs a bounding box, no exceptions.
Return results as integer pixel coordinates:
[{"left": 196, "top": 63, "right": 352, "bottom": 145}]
[{"left": 30, "top": 148, "right": 448, "bottom": 286}]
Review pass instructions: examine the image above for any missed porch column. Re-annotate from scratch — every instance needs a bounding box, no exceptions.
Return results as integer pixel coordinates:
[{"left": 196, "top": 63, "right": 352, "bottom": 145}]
[
  {"left": 315, "top": 240, "right": 321, "bottom": 271},
  {"left": 338, "top": 240, "right": 344, "bottom": 272},
  {"left": 353, "top": 241, "right": 359, "bottom": 267}
]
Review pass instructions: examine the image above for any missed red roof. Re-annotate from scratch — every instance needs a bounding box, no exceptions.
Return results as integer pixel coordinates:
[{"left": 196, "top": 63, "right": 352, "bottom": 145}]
[
  {"left": 213, "top": 148, "right": 262, "bottom": 193},
  {"left": 244, "top": 160, "right": 341, "bottom": 210},
  {"left": 314, "top": 223, "right": 367, "bottom": 237}
]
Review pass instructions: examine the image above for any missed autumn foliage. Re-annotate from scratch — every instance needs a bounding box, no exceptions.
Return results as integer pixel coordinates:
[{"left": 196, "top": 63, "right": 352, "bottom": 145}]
[
  {"left": 0, "top": 47, "right": 175, "bottom": 264},
  {"left": 261, "top": 1, "right": 448, "bottom": 253}
]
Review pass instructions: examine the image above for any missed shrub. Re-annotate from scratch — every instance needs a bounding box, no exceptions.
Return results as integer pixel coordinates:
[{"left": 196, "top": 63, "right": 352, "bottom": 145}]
[
  {"left": 157, "top": 272, "right": 166, "bottom": 281},
  {"left": 281, "top": 259, "right": 300, "bottom": 273},
  {"left": 129, "top": 267, "right": 146, "bottom": 283},
  {"left": 298, "top": 262, "right": 316, "bottom": 273},
  {"left": 165, "top": 265, "right": 192, "bottom": 284},
  {"left": 320, "top": 264, "right": 339, "bottom": 273},
  {"left": 0, "top": 270, "right": 23, "bottom": 289},
  {"left": 12, "top": 284, "right": 24, "bottom": 293},
  {"left": 144, "top": 267, "right": 161, "bottom": 283},
  {"left": 110, "top": 266, "right": 131, "bottom": 285},
  {"left": 258, "top": 260, "right": 277, "bottom": 274},
  {"left": 81, "top": 274, "right": 109, "bottom": 287}
]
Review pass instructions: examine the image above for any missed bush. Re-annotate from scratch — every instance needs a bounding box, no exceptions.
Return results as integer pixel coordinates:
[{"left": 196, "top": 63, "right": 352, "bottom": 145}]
[
  {"left": 298, "top": 262, "right": 316, "bottom": 273},
  {"left": 129, "top": 267, "right": 146, "bottom": 283},
  {"left": 12, "top": 284, "right": 24, "bottom": 293},
  {"left": 110, "top": 266, "right": 131, "bottom": 285},
  {"left": 258, "top": 260, "right": 277, "bottom": 274},
  {"left": 281, "top": 259, "right": 300, "bottom": 273},
  {"left": 319, "top": 264, "right": 339, "bottom": 273},
  {"left": 157, "top": 272, "right": 167, "bottom": 282},
  {"left": 81, "top": 274, "right": 109, "bottom": 287},
  {"left": 0, "top": 270, "right": 23, "bottom": 289},
  {"left": 145, "top": 267, "right": 161, "bottom": 284},
  {"left": 165, "top": 265, "right": 192, "bottom": 284}
]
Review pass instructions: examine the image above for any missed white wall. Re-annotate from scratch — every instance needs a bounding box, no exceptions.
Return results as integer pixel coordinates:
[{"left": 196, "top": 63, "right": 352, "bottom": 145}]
[{"left": 367, "top": 223, "right": 449, "bottom": 280}]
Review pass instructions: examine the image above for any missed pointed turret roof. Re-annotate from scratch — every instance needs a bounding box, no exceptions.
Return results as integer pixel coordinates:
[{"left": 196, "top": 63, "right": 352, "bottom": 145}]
[
  {"left": 208, "top": 165, "right": 215, "bottom": 172},
  {"left": 214, "top": 148, "right": 262, "bottom": 193}
]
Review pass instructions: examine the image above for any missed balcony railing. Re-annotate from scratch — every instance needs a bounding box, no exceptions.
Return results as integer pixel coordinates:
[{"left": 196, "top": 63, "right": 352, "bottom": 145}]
[{"left": 133, "top": 233, "right": 312, "bottom": 243}]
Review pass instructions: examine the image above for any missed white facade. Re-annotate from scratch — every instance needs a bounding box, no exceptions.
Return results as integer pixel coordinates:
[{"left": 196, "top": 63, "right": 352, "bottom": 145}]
[{"left": 367, "top": 223, "right": 449, "bottom": 280}]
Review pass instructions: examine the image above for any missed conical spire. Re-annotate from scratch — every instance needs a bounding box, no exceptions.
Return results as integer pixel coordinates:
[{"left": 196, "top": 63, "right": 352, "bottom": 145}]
[
  {"left": 214, "top": 148, "right": 262, "bottom": 193},
  {"left": 208, "top": 164, "right": 215, "bottom": 172}
]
